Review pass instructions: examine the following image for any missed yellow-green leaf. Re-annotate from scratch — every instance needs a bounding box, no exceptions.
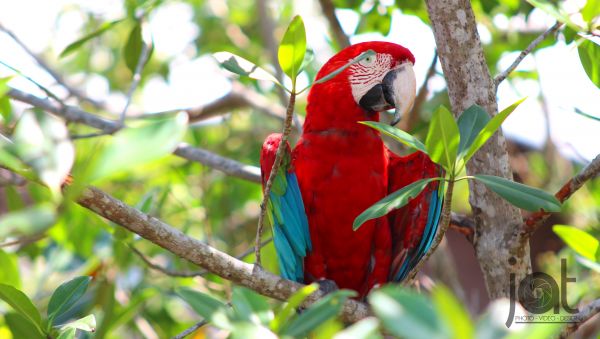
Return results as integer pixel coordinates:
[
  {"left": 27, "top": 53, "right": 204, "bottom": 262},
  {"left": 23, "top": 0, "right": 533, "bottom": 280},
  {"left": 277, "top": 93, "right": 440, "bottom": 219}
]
[
  {"left": 278, "top": 15, "right": 307, "bottom": 82},
  {"left": 553, "top": 225, "right": 599, "bottom": 262}
]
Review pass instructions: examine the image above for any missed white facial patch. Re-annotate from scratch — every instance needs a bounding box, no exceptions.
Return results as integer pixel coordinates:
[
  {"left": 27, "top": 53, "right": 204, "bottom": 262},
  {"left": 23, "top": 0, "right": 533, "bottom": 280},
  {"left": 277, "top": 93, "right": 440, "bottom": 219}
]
[{"left": 348, "top": 53, "right": 394, "bottom": 105}]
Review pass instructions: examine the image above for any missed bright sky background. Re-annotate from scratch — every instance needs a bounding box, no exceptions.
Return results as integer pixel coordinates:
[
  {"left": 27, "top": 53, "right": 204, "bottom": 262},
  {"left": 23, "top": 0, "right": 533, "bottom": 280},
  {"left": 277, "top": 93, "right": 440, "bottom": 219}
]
[{"left": 1, "top": 0, "right": 599, "bottom": 162}]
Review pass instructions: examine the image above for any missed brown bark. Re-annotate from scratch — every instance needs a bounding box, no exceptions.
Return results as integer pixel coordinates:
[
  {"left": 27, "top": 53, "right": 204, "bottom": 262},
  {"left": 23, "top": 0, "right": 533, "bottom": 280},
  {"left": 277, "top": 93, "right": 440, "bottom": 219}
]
[{"left": 424, "top": 0, "right": 530, "bottom": 298}]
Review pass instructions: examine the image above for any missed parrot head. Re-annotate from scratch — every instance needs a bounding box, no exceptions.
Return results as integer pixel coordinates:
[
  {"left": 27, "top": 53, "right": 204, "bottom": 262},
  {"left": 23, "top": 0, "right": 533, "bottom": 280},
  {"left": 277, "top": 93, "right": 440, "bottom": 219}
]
[{"left": 310, "top": 41, "right": 416, "bottom": 126}]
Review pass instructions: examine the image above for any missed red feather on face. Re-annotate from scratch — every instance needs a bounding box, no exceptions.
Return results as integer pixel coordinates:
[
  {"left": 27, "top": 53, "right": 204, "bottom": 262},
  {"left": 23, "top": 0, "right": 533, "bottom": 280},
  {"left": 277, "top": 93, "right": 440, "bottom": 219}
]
[{"left": 260, "top": 42, "right": 442, "bottom": 298}]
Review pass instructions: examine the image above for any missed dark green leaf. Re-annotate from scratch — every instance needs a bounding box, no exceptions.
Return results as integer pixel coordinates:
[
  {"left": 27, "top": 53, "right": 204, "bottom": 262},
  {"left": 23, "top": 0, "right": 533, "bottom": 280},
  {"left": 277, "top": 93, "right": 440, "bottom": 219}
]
[
  {"left": 60, "top": 19, "right": 125, "bottom": 57},
  {"left": 0, "top": 249, "right": 21, "bottom": 289},
  {"left": 231, "top": 287, "right": 272, "bottom": 325},
  {"left": 369, "top": 286, "right": 447, "bottom": 339},
  {"left": 356, "top": 7, "right": 392, "bottom": 36},
  {"left": 353, "top": 178, "right": 439, "bottom": 230},
  {"left": 463, "top": 98, "right": 526, "bottom": 162},
  {"left": 47, "top": 276, "right": 92, "bottom": 324},
  {"left": 213, "top": 52, "right": 280, "bottom": 84},
  {"left": 432, "top": 285, "right": 474, "bottom": 339},
  {"left": 473, "top": 175, "right": 561, "bottom": 212},
  {"left": 0, "top": 284, "right": 44, "bottom": 335},
  {"left": 457, "top": 105, "right": 490, "bottom": 158},
  {"left": 278, "top": 15, "right": 306, "bottom": 82},
  {"left": 124, "top": 23, "right": 143, "bottom": 73},
  {"left": 578, "top": 38, "right": 600, "bottom": 88},
  {"left": 553, "top": 225, "right": 599, "bottom": 262},
  {"left": 176, "top": 288, "right": 229, "bottom": 324},
  {"left": 5, "top": 313, "right": 45, "bottom": 339},
  {"left": 90, "top": 112, "right": 188, "bottom": 181},
  {"left": 272, "top": 283, "right": 318, "bottom": 332},
  {"left": 425, "top": 105, "right": 460, "bottom": 172},
  {"left": 359, "top": 121, "right": 427, "bottom": 154},
  {"left": 282, "top": 290, "right": 355, "bottom": 337}
]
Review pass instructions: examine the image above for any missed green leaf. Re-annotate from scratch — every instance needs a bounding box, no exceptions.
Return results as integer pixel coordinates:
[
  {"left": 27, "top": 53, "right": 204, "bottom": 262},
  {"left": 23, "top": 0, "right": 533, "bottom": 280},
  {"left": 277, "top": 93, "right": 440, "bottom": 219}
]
[
  {"left": 457, "top": 105, "right": 490, "bottom": 159},
  {"left": 11, "top": 110, "right": 74, "bottom": 193},
  {"left": 425, "top": 105, "right": 460, "bottom": 173},
  {"left": 553, "top": 225, "right": 600, "bottom": 262},
  {"left": 272, "top": 283, "right": 318, "bottom": 332},
  {"left": 278, "top": 15, "right": 307, "bottom": 82},
  {"left": 332, "top": 317, "right": 381, "bottom": 339},
  {"left": 124, "top": 23, "right": 143, "bottom": 73},
  {"left": 463, "top": 98, "right": 526, "bottom": 162},
  {"left": 90, "top": 112, "right": 188, "bottom": 181},
  {"left": 0, "top": 249, "right": 21, "bottom": 289},
  {"left": 473, "top": 175, "right": 561, "bottom": 212},
  {"left": 176, "top": 288, "right": 229, "bottom": 325},
  {"left": 60, "top": 19, "right": 125, "bottom": 57},
  {"left": 369, "top": 286, "right": 447, "bottom": 339},
  {"left": 5, "top": 313, "right": 45, "bottom": 339},
  {"left": 431, "top": 285, "right": 474, "bottom": 339},
  {"left": 578, "top": 38, "right": 600, "bottom": 88},
  {"left": 0, "top": 76, "right": 12, "bottom": 123},
  {"left": 314, "top": 50, "right": 375, "bottom": 85},
  {"left": 231, "top": 287, "right": 272, "bottom": 326},
  {"left": 0, "top": 204, "right": 55, "bottom": 240},
  {"left": 0, "top": 284, "right": 44, "bottom": 336},
  {"left": 359, "top": 121, "right": 427, "bottom": 154},
  {"left": 61, "top": 314, "right": 96, "bottom": 332},
  {"left": 47, "top": 276, "right": 92, "bottom": 324},
  {"left": 525, "top": 0, "right": 582, "bottom": 31},
  {"left": 56, "top": 327, "right": 76, "bottom": 339},
  {"left": 581, "top": 0, "right": 600, "bottom": 22},
  {"left": 282, "top": 290, "right": 355, "bottom": 337},
  {"left": 354, "top": 178, "right": 439, "bottom": 230},
  {"left": 213, "top": 52, "right": 281, "bottom": 85}
]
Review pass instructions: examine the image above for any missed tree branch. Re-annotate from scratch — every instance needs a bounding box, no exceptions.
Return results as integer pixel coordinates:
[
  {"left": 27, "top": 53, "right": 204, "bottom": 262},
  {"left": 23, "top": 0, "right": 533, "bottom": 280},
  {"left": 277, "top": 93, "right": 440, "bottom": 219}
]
[
  {"left": 524, "top": 152, "right": 600, "bottom": 234},
  {"left": 76, "top": 186, "right": 369, "bottom": 322},
  {"left": 494, "top": 22, "right": 561, "bottom": 87},
  {"left": 317, "top": 0, "right": 350, "bottom": 48},
  {"left": 560, "top": 298, "right": 600, "bottom": 338}
]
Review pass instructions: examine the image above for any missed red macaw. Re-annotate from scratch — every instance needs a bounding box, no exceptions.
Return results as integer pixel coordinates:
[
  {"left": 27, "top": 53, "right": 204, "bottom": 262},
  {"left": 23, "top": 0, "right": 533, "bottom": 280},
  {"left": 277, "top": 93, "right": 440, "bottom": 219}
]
[{"left": 260, "top": 42, "right": 442, "bottom": 298}]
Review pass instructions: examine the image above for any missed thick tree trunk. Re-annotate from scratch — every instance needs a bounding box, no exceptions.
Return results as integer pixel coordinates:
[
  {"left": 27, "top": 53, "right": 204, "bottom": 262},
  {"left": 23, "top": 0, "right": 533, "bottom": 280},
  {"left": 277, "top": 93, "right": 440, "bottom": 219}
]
[{"left": 424, "top": 0, "right": 531, "bottom": 298}]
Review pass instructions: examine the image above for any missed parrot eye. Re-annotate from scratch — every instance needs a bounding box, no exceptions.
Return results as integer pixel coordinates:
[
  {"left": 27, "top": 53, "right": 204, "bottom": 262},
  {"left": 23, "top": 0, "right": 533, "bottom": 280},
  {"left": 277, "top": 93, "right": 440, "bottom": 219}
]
[{"left": 359, "top": 55, "right": 376, "bottom": 66}]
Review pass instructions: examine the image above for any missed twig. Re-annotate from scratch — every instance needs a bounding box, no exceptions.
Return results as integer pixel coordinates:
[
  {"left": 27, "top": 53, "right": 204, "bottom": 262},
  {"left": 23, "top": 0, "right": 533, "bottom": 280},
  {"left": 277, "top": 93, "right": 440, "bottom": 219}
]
[
  {"left": 399, "top": 51, "right": 437, "bottom": 132},
  {"left": 403, "top": 180, "right": 454, "bottom": 285},
  {"left": 120, "top": 35, "right": 152, "bottom": 128},
  {"left": 560, "top": 298, "right": 600, "bottom": 338},
  {"left": 172, "top": 320, "right": 208, "bottom": 339},
  {"left": 0, "top": 60, "right": 64, "bottom": 105},
  {"left": 131, "top": 237, "right": 273, "bottom": 278},
  {"left": 255, "top": 92, "right": 296, "bottom": 266},
  {"left": 0, "top": 23, "right": 103, "bottom": 108},
  {"left": 74, "top": 185, "right": 369, "bottom": 322},
  {"left": 0, "top": 232, "right": 46, "bottom": 248},
  {"left": 494, "top": 22, "right": 561, "bottom": 87},
  {"left": 524, "top": 152, "right": 600, "bottom": 234},
  {"left": 317, "top": 0, "right": 350, "bottom": 48}
]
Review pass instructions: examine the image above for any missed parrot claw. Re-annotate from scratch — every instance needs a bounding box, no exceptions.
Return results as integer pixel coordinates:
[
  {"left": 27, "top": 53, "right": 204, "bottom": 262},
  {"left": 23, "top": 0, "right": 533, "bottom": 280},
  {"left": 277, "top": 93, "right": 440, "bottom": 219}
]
[{"left": 316, "top": 279, "right": 339, "bottom": 295}]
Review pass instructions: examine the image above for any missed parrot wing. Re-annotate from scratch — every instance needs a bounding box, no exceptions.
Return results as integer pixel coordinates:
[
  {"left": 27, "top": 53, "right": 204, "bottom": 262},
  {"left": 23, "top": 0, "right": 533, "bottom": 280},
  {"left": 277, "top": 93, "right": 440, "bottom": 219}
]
[
  {"left": 387, "top": 150, "right": 444, "bottom": 282},
  {"left": 260, "top": 133, "right": 311, "bottom": 282}
]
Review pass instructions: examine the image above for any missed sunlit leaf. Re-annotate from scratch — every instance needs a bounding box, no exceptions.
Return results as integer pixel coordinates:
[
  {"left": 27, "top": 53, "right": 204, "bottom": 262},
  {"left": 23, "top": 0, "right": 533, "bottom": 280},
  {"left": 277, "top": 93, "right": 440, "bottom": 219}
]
[
  {"left": 0, "top": 76, "right": 13, "bottom": 122},
  {"left": 56, "top": 328, "right": 76, "bottom": 339},
  {"left": 353, "top": 178, "right": 440, "bottom": 230},
  {"left": 213, "top": 52, "right": 280, "bottom": 85},
  {"left": 61, "top": 314, "right": 96, "bottom": 332},
  {"left": 272, "top": 283, "right": 318, "bottom": 332},
  {"left": 581, "top": 0, "right": 600, "bottom": 22},
  {"left": 473, "top": 175, "right": 561, "bottom": 212},
  {"left": 0, "top": 249, "right": 21, "bottom": 289},
  {"left": 553, "top": 225, "right": 600, "bottom": 262},
  {"left": 332, "top": 317, "right": 381, "bottom": 339},
  {"left": 432, "top": 285, "right": 474, "bottom": 339},
  {"left": 90, "top": 112, "right": 188, "bottom": 181},
  {"left": 281, "top": 290, "right": 355, "bottom": 338},
  {"left": 278, "top": 15, "right": 307, "bottom": 82},
  {"left": 578, "top": 38, "right": 600, "bottom": 88},
  {"left": 48, "top": 276, "right": 92, "bottom": 324},
  {"left": 525, "top": 0, "right": 582, "bottom": 31},
  {"left": 60, "top": 19, "right": 125, "bottom": 57},
  {"left": 425, "top": 105, "right": 460, "bottom": 172},
  {"left": 457, "top": 105, "right": 490, "bottom": 159},
  {"left": 0, "top": 284, "right": 44, "bottom": 336},
  {"left": 463, "top": 98, "right": 526, "bottom": 162},
  {"left": 369, "top": 286, "right": 448, "bottom": 339},
  {"left": 359, "top": 121, "right": 427, "bottom": 154}
]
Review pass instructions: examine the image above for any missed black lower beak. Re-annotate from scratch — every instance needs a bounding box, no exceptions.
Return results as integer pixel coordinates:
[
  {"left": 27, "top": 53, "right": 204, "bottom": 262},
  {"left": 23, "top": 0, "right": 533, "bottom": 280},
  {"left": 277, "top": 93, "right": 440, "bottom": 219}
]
[{"left": 358, "top": 69, "right": 402, "bottom": 125}]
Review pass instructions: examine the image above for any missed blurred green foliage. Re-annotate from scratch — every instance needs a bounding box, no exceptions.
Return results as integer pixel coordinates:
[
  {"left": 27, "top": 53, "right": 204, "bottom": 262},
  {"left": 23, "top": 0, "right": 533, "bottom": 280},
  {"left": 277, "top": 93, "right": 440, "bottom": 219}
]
[{"left": 0, "top": 0, "right": 598, "bottom": 338}]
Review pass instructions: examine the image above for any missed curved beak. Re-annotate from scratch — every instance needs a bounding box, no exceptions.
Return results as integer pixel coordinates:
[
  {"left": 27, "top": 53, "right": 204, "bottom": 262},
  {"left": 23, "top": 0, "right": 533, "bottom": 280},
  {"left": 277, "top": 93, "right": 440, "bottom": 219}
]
[{"left": 358, "top": 63, "right": 416, "bottom": 126}]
